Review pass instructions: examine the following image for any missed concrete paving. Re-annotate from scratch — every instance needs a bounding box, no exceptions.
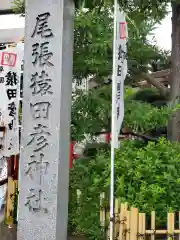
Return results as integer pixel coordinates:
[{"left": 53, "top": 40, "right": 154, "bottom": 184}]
[
  {"left": 0, "top": 208, "right": 4, "bottom": 223},
  {"left": 0, "top": 212, "right": 4, "bottom": 223}
]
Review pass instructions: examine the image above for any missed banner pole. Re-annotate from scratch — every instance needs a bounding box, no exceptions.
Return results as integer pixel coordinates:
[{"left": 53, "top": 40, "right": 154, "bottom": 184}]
[
  {"left": 110, "top": 0, "right": 118, "bottom": 239},
  {"left": 110, "top": 145, "right": 115, "bottom": 240}
]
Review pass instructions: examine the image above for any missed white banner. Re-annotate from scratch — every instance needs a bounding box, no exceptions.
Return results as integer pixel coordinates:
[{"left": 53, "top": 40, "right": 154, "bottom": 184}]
[
  {"left": 111, "top": 5, "right": 127, "bottom": 149},
  {"left": 0, "top": 43, "right": 24, "bottom": 156}
]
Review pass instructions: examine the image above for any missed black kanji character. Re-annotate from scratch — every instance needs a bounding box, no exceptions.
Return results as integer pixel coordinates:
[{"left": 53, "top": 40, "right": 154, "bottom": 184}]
[
  {"left": 25, "top": 153, "right": 49, "bottom": 184},
  {"left": 117, "top": 65, "right": 122, "bottom": 76},
  {"left": 8, "top": 120, "right": 13, "bottom": 130},
  {"left": 0, "top": 77, "right": 4, "bottom": 83},
  {"left": 27, "top": 124, "right": 51, "bottom": 152},
  {"left": 5, "top": 71, "right": 18, "bottom": 86},
  {"left": 117, "top": 106, "right": 120, "bottom": 119},
  {"left": 32, "top": 42, "right": 53, "bottom": 66},
  {"left": 30, "top": 102, "right": 51, "bottom": 119},
  {"left": 30, "top": 71, "right": 52, "bottom": 96},
  {"left": 118, "top": 45, "right": 127, "bottom": 63},
  {"left": 32, "top": 12, "right": 53, "bottom": 38},
  {"left": 6, "top": 89, "right": 17, "bottom": 100},
  {"left": 8, "top": 102, "right": 16, "bottom": 118},
  {"left": 117, "top": 82, "right": 121, "bottom": 100},
  {"left": 25, "top": 188, "right": 47, "bottom": 213},
  {"left": 8, "top": 138, "right": 13, "bottom": 150}
]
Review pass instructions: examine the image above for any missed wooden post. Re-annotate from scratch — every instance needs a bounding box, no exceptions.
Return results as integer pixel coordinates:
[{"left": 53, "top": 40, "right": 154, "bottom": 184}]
[
  {"left": 168, "top": 212, "right": 174, "bottom": 240},
  {"left": 100, "top": 193, "right": 106, "bottom": 230},
  {"left": 5, "top": 156, "right": 15, "bottom": 225},
  {"left": 138, "top": 213, "right": 143, "bottom": 240},
  {"left": 106, "top": 210, "right": 110, "bottom": 240},
  {"left": 119, "top": 203, "right": 125, "bottom": 240},
  {"left": 124, "top": 202, "right": 128, "bottom": 211},
  {"left": 126, "top": 211, "right": 130, "bottom": 240},
  {"left": 12, "top": 155, "right": 19, "bottom": 223},
  {"left": 122, "top": 203, "right": 128, "bottom": 240},
  {"left": 151, "top": 211, "right": 156, "bottom": 240},
  {"left": 179, "top": 212, "right": 180, "bottom": 240},
  {"left": 5, "top": 177, "right": 15, "bottom": 225},
  {"left": 114, "top": 199, "right": 119, "bottom": 239},
  {"left": 142, "top": 213, "right": 146, "bottom": 239},
  {"left": 130, "top": 207, "right": 138, "bottom": 240}
]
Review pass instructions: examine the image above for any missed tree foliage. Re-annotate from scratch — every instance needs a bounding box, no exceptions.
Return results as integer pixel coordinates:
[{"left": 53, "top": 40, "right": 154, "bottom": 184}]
[
  {"left": 71, "top": 87, "right": 111, "bottom": 141},
  {"left": 70, "top": 1, "right": 171, "bottom": 141},
  {"left": 72, "top": 86, "right": 171, "bottom": 141},
  {"left": 12, "top": 0, "right": 25, "bottom": 15},
  {"left": 12, "top": 0, "right": 170, "bottom": 84},
  {"left": 73, "top": 7, "right": 113, "bottom": 81},
  {"left": 12, "top": 0, "right": 169, "bottom": 20},
  {"left": 131, "top": 88, "right": 167, "bottom": 106}
]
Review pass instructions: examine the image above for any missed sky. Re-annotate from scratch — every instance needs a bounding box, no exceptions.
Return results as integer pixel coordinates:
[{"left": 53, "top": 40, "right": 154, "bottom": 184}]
[
  {"left": 0, "top": 12, "right": 172, "bottom": 50},
  {"left": 150, "top": 11, "right": 172, "bottom": 51},
  {"left": 0, "top": 14, "right": 25, "bottom": 29}
]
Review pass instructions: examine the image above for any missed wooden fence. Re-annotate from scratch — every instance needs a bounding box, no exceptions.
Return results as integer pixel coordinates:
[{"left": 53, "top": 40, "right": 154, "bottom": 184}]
[
  {"left": 99, "top": 195, "right": 180, "bottom": 240},
  {"left": 76, "top": 190, "right": 180, "bottom": 240}
]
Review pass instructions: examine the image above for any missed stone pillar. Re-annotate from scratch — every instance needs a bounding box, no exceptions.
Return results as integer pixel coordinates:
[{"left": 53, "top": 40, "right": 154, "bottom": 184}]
[{"left": 17, "top": 0, "right": 74, "bottom": 239}]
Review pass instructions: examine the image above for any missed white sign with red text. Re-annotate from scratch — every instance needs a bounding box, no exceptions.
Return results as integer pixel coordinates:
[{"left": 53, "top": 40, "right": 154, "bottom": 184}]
[
  {"left": 111, "top": 6, "right": 128, "bottom": 149},
  {"left": 0, "top": 43, "right": 23, "bottom": 156}
]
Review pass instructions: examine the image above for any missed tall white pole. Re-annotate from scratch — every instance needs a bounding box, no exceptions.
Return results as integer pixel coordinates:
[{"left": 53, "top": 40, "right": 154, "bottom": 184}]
[{"left": 110, "top": 0, "right": 118, "bottom": 239}]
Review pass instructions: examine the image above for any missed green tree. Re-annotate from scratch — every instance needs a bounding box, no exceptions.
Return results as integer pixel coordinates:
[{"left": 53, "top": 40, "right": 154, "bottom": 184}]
[
  {"left": 12, "top": 0, "right": 25, "bottom": 15},
  {"left": 14, "top": 0, "right": 169, "bottom": 140},
  {"left": 71, "top": 4, "right": 171, "bottom": 141},
  {"left": 15, "top": 0, "right": 180, "bottom": 141},
  {"left": 12, "top": 0, "right": 168, "bottom": 84},
  {"left": 12, "top": 0, "right": 168, "bottom": 19}
]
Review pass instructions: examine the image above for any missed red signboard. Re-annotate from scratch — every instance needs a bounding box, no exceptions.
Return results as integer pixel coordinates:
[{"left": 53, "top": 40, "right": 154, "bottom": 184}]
[
  {"left": 119, "top": 22, "right": 127, "bottom": 39},
  {"left": 0, "top": 52, "right": 17, "bottom": 67}
]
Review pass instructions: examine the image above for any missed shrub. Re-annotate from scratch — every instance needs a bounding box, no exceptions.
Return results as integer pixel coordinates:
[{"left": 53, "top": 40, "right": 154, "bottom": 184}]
[{"left": 68, "top": 138, "right": 180, "bottom": 238}]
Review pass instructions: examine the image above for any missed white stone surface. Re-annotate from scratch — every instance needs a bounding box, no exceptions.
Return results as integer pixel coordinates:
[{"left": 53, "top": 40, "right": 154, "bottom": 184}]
[{"left": 17, "top": 0, "right": 74, "bottom": 239}]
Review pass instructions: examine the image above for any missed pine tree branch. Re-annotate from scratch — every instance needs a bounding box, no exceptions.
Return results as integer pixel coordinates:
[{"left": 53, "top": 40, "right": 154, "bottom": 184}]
[{"left": 141, "top": 72, "right": 169, "bottom": 98}]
